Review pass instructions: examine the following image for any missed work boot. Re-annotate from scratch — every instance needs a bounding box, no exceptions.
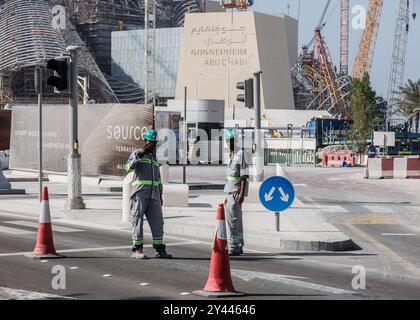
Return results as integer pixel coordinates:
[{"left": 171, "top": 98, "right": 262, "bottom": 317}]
[
  {"left": 153, "top": 244, "right": 173, "bottom": 259},
  {"left": 131, "top": 246, "right": 148, "bottom": 259},
  {"left": 229, "top": 251, "right": 241, "bottom": 257},
  {"left": 229, "top": 247, "right": 243, "bottom": 256}
]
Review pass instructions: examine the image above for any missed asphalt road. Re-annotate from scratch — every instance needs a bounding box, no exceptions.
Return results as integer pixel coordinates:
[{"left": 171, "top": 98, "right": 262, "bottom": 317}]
[{"left": 1, "top": 212, "right": 420, "bottom": 300}]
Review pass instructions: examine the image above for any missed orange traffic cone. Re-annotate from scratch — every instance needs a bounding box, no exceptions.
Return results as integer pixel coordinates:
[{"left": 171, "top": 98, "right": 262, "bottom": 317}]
[
  {"left": 26, "top": 187, "right": 63, "bottom": 259},
  {"left": 193, "top": 204, "right": 245, "bottom": 297}
]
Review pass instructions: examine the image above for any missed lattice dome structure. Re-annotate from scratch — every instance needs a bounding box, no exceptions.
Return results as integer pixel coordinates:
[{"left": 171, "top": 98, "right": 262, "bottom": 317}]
[{"left": 0, "top": 0, "right": 117, "bottom": 105}]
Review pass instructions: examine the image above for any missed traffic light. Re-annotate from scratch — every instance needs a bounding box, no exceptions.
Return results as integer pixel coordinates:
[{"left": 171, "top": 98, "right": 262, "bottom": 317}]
[
  {"left": 236, "top": 78, "right": 254, "bottom": 108},
  {"left": 47, "top": 57, "right": 69, "bottom": 93}
]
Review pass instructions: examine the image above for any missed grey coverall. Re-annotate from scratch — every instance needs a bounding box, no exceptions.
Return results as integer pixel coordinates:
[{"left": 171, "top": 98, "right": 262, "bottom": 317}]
[
  {"left": 125, "top": 149, "right": 164, "bottom": 249},
  {"left": 224, "top": 149, "right": 249, "bottom": 253}
]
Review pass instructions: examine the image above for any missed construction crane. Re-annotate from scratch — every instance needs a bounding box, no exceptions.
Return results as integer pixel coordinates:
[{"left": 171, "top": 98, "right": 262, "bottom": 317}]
[
  {"left": 314, "top": 28, "right": 348, "bottom": 118},
  {"left": 144, "top": 0, "right": 156, "bottom": 105},
  {"left": 352, "top": 0, "right": 385, "bottom": 80},
  {"left": 386, "top": 0, "right": 415, "bottom": 128},
  {"left": 220, "top": 0, "right": 253, "bottom": 11},
  {"left": 340, "top": 0, "right": 349, "bottom": 75}
]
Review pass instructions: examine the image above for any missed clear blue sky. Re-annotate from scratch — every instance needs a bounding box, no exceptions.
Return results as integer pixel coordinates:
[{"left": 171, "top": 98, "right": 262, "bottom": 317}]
[{"left": 251, "top": 0, "right": 420, "bottom": 97}]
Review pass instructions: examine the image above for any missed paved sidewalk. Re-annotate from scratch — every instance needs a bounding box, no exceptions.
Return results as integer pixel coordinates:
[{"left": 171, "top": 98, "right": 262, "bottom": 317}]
[{"left": 1, "top": 171, "right": 356, "bottom": 252}]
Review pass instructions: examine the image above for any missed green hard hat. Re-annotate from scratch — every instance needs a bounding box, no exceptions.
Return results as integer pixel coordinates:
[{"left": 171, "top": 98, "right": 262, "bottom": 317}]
[
  {"left": 225, "top": 129, "right": 238, "bottom": 140},
  {"left": 143, "top": 129, "right": 158, "bottom": 142}
]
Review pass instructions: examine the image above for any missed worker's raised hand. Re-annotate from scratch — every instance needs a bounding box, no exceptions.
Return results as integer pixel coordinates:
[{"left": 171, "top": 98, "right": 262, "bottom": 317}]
[{"left": 143, "top": 142, "right": 155, "bottom": 154}]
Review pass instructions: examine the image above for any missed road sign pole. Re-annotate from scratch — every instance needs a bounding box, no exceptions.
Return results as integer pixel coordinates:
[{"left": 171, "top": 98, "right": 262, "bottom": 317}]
[
  {"left": 253, "top": 71, "right": 264, "bottom": 182},
  {"left": 183, "top": 86, "right": 187, "bottom": 185},
  {"left": 275, "top": 211, "right": 280, "bottom": 232},
  {"left": 259, "top": 177, "right": 295, "bottom": 227},
  {"left": 66, "top": 46, "right": 86, "bottom": 210}
]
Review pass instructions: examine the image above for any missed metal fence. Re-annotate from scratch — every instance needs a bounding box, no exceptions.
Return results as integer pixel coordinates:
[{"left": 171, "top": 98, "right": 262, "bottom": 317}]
[{"left": 264, "top": 148, "right": 316, "bottom": 167}]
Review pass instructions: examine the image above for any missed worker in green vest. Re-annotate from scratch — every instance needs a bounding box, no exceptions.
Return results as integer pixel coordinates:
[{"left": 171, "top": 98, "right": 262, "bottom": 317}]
[
  {"left": 125, "top": 129, "right": 172, "bottom": 259},
  {"left": 224, "top": 129, "right": 249, "bottom": 256}
]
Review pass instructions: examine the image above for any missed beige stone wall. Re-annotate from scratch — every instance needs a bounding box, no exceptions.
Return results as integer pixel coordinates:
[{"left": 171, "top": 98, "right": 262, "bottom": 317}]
[{"left": 175, "top": 11, "right": 297, "bottom": 112}]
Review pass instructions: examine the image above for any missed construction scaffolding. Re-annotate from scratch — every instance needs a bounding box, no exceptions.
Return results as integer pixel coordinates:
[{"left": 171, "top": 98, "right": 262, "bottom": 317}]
[
  {"left": 291, "top": 30, "right": 350, "bottom": 119},
  {"left": 0, "top": 0, "right": 206, "bottom": 106},
  {"left": 0, "top": 0, "right": 119, "bottom": 106}
]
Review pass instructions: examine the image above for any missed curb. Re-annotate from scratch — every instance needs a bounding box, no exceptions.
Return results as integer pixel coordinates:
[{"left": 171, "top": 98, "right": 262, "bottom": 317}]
[
  {"left": 98, "top": 183, "right": 226, "bottom": 193},
  {"left": 0, "top": 189, "right": 26, "bottom": 195},
  {"left": 164, "top": 223, "right": 359, "bottom": 252},
  {"left": 0, "top": 201, "right": 359, "bottom": 252}
]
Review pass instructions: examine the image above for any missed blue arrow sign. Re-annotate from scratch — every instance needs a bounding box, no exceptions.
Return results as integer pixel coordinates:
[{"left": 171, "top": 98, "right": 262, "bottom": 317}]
[{"left": 259, "top": 176, "right": 295, "bottom": 212}]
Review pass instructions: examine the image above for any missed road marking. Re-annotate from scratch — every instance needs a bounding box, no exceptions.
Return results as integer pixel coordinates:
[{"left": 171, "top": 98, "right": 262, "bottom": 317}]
[
  {"left": 0, "top": 225, "right": 36, "bottom": 235},
  {"left": 4, "top": 220, "right": 84, "bottom": 233},
  {"left": 0, "top": 287, "right": 74, "bottom": 300},
  {"left": 180, "top": 292, "right": 190, "bottom": 296},
  {"left": 231, "top": 269, "right": 355, "bottom": 295},
  {"left": 344, "top": 214, "right": 397, "bottom": 225},
  {"left": 381, "top": 233, "right": 416, "bottom": 237},
  {"left": 54, "top": 219, "right": 125, "bottom": 231},
  {"left": 345, "top": 223, "right": 420, "bottom": 280},
  {"left": 0, "top": 241, "right": 201, "bottom": 258}
]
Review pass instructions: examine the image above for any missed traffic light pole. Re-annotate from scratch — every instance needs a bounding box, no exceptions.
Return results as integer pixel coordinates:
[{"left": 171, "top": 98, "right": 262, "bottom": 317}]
[
  {"left": 66, "top": 46, "right": 86, "bottom": 210},
  {"left": 253, "top": 71, "right": 264, "bottom": 182},
  {"left": 34, "top": 67, "right": 43, "bottom": 203}
]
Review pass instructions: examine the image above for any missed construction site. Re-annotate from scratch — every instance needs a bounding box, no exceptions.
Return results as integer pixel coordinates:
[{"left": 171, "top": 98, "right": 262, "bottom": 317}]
[
  {"left": 0, "top": 1, "right": 417, "bottom": 118},
  {"left": 2, "top": 1, "right": 420, "bottom": 304},
  {"left": 0, "top": 0, "right": 419, "bottom": 171}
]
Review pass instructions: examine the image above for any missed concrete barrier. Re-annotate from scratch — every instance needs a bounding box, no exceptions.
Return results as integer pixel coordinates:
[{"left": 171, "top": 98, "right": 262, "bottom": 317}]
[
  {"left": 246, "top": 182, "right": 262, "bottom": 204},
  {"left": 407, "top": 157, "right": 420, "bottom": 178},
  {"left": 322, "top": 151, "right": 355, "bottom": 168},
  {"left": 160, "top": 163, "right": 170, "bottom": 184},
  {"left": 163, "top": 184, "right": 189, "bottom": 208},
  {"left": 0, "top": 166, "right": 11, "bottom": 189},
  {"left": 122, "top": 172, "right": 134, "bottom": 223},
  {"left": 276, "top": 164, "right": 291, "bottom": 180},
  {"left": 0, "top": 151, "right": 9, "bottom": 170},
  {"left": 367, "top": 157, "right": 420, "bottom": 179},
  {"left": 394, "top": 158, "right": 408, "bottom": 179},
  {"left": 0, "top": 167, "right": 25, "bottom": 194},
  {"left": 368, "top": 158, "right": 383, "bottom": 179}
]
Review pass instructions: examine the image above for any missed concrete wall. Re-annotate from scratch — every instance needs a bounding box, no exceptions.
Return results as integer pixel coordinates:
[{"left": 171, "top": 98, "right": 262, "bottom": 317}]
[{"left": 175, "top": 11, "right": 297, "bottom": 111}]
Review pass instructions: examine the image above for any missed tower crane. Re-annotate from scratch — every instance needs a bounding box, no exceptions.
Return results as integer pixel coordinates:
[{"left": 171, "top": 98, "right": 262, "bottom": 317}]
[
  {"left": 144, "top": 0, "right": 157, "bottom": 105},
  {"left": 340, "top": 0, "right": 349, "bottom": 75},
  {"left": 386, "top": 0, "right": 416, "bottom": 127},
  {"left": 352, "top": 0, "right": 385, "bottom": 80}
]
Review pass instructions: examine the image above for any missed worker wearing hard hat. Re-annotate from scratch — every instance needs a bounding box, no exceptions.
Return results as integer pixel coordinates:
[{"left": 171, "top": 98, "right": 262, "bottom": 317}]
[
  {"left": 224, "top": 129, "right": 249, "bottom": 256},
  {"left": 125, "top": 129, "right": 172, "bottom": 259}
]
